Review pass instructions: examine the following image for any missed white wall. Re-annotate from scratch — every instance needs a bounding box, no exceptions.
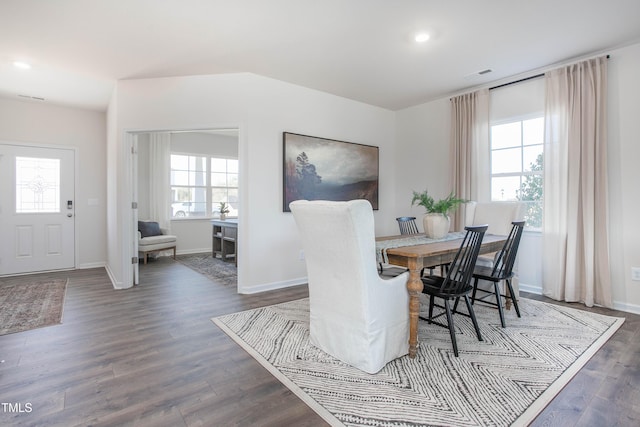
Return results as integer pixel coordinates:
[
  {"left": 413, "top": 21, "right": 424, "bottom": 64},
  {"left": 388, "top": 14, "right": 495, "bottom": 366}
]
[
  {"left": 0, "top": 97, "right": 107, "bottom": 269},
  {"left": 109, "top": 73, "right": 398, "bottom": 292},
  {"left": 395, "top": 97, "right": 452, "bottom": 223},
  {"left": 607, "top": 42, "right": 640, "bottom": 314},
  {"left": 395, "top": 42, "right": 640, "bottom": 314}
]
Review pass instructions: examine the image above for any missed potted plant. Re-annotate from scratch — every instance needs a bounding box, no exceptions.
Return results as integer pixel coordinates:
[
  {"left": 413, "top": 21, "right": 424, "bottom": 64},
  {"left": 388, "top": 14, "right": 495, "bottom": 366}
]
[
  {"left": 411, "top": 190, "right": 466, "bottom": 239},
  {"left": 218, "top": 202, "right": 230, "bottom": 220}
]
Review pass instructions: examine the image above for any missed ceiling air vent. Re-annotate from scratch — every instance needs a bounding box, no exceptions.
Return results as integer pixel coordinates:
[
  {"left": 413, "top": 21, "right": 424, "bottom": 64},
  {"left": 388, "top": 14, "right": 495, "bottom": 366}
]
[
  {"left": 17, "top": 94, "right": 45, "bottom": 101},
  {"left": 464, "top": 68, "right": 493, "bottom": 80}
]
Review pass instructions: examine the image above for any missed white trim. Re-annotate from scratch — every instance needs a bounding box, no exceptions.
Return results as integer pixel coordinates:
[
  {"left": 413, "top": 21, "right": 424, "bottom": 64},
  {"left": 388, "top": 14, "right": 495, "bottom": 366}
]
[
  {"left": 238, "top": 277, "right": 308, "bottom": 294},
  {"left": 612, "top": 300, "right": 640, "bottom": 315}
]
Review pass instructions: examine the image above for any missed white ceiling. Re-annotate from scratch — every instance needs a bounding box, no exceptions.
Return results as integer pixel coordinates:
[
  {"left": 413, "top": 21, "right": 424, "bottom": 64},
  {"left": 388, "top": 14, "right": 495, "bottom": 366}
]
[{"left": 1, "top": 0, "right": 639, "bottom": 112}]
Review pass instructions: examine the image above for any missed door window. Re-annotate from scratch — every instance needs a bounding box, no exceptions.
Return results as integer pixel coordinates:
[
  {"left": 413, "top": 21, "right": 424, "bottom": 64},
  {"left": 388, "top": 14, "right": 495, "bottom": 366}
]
[{"left": 15, "top": 156, "right": 61, "bottom": 213}]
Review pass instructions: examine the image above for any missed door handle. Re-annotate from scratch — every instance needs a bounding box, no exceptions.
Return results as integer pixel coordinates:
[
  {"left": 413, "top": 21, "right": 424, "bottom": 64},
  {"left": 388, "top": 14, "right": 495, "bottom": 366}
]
[{"left": 67, "top": 213, "right": 73, "bottom": 217}]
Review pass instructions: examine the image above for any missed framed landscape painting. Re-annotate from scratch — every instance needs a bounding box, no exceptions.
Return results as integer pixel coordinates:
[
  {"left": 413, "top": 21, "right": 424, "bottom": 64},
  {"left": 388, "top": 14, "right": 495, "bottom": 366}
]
[{"left": 283, "top": 132, "right": 379, "bottom": 211}]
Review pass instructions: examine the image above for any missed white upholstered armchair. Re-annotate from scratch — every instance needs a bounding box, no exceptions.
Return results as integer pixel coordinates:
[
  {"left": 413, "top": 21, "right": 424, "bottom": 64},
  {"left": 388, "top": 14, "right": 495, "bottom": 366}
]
[
  {"left": 138, "top": 220, "right": 177, "bottom": 264},
  {"left": 290, "top": 199, "right": 410, "bottom": 374}
]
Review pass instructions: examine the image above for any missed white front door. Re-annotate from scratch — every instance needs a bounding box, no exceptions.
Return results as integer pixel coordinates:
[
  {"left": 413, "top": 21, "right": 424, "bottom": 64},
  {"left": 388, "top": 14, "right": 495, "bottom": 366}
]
[{"left": 0, "top": 144, "right": 75, "bottom": 275}]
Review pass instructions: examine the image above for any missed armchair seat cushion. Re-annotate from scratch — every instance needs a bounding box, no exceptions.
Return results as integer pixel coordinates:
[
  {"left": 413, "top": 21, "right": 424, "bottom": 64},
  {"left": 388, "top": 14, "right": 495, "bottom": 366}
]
[{"left": 138, "top": 234, "right": 177, "bottom": 248}]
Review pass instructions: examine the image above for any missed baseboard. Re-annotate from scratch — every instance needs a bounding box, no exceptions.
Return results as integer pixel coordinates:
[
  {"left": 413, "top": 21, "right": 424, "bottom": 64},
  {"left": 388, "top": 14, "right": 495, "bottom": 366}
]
[
  {"left": 176, "top": 248, "right": 211, "bottom": 256},
  {"left": 612, "top": 300, "right": 640, "bottom": 315},
  {"left": 518, "top": 282, "right": 543, "bottom": 295},
  {"left": 518, "top": 282, "right": 640, "bottom": 315},
  {"left": 77, "top": 261, "right": 106, "bottom": 270},
  {"left": 238, "top": 277, "right": 308, "bottom": 294}
]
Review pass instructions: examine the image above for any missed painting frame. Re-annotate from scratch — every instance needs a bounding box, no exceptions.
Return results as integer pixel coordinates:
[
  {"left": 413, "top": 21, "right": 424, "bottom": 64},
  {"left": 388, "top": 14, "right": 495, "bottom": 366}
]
[{"left": 283, "top": 132, "right": 379, "bottom": 212}]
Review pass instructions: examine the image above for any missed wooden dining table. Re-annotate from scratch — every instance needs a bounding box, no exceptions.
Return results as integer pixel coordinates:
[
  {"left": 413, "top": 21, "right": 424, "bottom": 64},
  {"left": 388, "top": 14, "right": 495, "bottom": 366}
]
[{"left": 376, "top": 232, "right": 507, "bottom": 358}]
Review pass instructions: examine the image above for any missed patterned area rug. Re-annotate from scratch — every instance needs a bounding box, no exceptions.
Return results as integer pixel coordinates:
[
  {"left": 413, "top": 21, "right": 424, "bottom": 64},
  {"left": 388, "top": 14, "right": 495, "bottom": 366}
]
[
  {"left": 213, "top": 297, "right": 624, "bottom": 427},
  {"left": 0, "top": 278, "right": 68, "bottom": 335},
  {"left": 176, "top": 253, "right": 237, "bottom": 286}
]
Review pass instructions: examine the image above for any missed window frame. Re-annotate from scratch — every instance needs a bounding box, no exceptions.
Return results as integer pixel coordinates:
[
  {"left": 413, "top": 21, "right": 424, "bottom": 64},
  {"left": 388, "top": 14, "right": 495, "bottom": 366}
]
[
  {"left": 489, "top": 114, "right": 544, "bottom": 230},
  {"left": 169, "top": 152, "right": 239, "bottom": 220}
]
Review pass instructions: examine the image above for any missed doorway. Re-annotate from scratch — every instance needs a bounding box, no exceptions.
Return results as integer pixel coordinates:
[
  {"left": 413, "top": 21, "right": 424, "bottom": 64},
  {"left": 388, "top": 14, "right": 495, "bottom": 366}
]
[
  {"left": 0, "top": 143, "right": 76, "bottom": 275},
  {"left": 131, "top": 129, "right": 240, "bottom": 285}
]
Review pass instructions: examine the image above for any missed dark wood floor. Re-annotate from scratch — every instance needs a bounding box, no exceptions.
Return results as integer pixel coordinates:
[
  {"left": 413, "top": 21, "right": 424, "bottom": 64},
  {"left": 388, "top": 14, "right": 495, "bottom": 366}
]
[{"left": 0, "top": 258, "right": 638, "bottom": 427}]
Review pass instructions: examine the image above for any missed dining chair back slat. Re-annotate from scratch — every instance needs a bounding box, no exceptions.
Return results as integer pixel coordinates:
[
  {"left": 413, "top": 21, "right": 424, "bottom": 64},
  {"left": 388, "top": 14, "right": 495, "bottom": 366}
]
[{"left": 396, "top": 217, "right": 419, "bottom": 235}]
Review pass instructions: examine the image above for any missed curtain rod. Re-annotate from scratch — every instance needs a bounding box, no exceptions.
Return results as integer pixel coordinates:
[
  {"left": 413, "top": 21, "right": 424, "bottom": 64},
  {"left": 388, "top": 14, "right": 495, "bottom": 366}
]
[
  {"left": 489, "top": 73, "right": 544, "bottom": 91},
  {"left": 489, "top": 54, "right": 610, "bottom": 91}
]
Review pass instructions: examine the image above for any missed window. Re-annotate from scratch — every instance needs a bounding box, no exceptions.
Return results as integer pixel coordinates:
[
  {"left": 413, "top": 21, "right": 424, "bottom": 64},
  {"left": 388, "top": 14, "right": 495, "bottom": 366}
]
[
  {"left": 490, "top": 117, "right": 543, "bottom": 228},
  {"left": 170, "top": 154, "right": 238, "bottom": 219},
  {"left": 15, "top": 157, "right": 60, "bottom": 213},
  {"left": 210, "top": 158, "right": 238, "bottom": 217}
]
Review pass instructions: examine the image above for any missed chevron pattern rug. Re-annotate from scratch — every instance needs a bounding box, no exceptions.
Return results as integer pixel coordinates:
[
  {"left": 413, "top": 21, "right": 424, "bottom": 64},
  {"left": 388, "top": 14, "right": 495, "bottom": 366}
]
[{"left": 213, "top": 297, "right": 624, "bottom": 427}]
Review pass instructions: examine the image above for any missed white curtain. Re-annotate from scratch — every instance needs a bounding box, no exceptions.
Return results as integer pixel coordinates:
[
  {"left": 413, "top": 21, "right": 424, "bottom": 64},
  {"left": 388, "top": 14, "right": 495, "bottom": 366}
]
[
  {"left": 450, "top": 89, "right": 490, "bottom": 230},
  {"left": 542, "top": 56, "right": 612, "bottom": 308},
  {"left": 148, "top": 132, "right": 172, "bottom": 231}
]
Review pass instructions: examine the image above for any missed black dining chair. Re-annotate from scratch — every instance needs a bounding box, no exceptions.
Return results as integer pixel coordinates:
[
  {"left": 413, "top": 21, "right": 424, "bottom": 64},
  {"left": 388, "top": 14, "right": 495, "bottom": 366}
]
[
  {"left": 396, "top": 216, "right": 419, "bottom": 235},
  {"left": 471, "top": 221, "right": 525, "bottom": 328},
  {"left": 419, "top": 225, "right": 487, "bottom": 357},
  {"left": 379, "top": 217, "right": 420, "bottom": 276}
]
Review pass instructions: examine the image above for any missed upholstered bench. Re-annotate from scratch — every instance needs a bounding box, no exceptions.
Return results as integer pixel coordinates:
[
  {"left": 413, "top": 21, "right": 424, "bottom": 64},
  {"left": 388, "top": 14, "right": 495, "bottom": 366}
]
[{"left": 138, "top": 221, "right": 177, "bottom": 264}]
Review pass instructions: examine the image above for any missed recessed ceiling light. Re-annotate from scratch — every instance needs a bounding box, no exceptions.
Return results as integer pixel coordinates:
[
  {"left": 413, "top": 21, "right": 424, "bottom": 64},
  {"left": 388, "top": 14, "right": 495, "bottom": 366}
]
[
  {"left": 13, "top": 61, "right": 32, "bottom": 70},
  {"left": 414, "top": 32, "right": 430, "bottom": 43}
]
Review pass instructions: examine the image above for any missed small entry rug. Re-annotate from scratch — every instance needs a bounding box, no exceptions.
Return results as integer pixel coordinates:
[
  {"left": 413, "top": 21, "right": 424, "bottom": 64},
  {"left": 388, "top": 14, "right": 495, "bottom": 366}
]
[
  {"left": 213, "top": 298, "right": 624, "bottom": 427},
  {"left": 0, "top": 278, "right": 68, "bottom": 335},
  {"left": 175, "top": 253, "right": 237, "bottom": 286}
]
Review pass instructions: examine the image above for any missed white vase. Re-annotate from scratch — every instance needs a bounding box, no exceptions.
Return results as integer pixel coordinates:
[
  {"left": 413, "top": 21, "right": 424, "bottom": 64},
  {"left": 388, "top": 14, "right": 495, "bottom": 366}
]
[{"left": 423, "top": 213, "right": 450, "bottom": 239}]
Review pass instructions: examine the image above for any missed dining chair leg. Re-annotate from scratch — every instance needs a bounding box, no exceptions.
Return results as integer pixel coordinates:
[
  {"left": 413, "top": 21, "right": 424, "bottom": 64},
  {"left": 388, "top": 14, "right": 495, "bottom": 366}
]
[
  {"left": 428, "top": 295, "right": 435, "bottom": 323},
  {"left": 471, "top": 277, "right": 479, "bottom": 304},
  {"left": 444, "top": 299, "right": 458, "bottom": 357},
  {"left": 464, "top": 295, "right": 483, "bottom": 341},
  {"left": 506, "top": 279, "right": 521, "bottom": 318},
  {"left": 494, "top": 281, "right": 506, "bottom": 328}
]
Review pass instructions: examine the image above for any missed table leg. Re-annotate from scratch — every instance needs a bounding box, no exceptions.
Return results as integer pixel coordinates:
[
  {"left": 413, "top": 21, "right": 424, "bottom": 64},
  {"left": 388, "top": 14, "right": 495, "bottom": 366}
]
[{"left": 406, "top": 258, "right": 424, "bottom": 358}]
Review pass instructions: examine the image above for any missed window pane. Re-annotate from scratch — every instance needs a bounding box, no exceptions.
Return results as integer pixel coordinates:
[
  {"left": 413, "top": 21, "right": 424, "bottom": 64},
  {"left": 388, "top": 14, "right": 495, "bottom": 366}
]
[
  {"left": 227, "top": 173, "right": 238, "bottom": 187},
  {"left": 523, "top": 146, "right": 543, "bottom": 172},
  {"left": 491, "top": 176, "right": 521, "bottom": 201},
  {"left": 211, "top": 172, "right": 227, "bottom": 186},
  {"left": 171, "top": 170, "right": 189, "bottom": 186},
  {"left": 16, "top": 157, "right": 60, "bottom": 213},
  {"left": 190, "top": 170, "right": 206, "bottom": 186},
  {"left": 211, "top": 158, "right": 227, "bottom": 172},
  {"left": 491, "top": 122, "right": 521, "bottom": 150},
  {"left": 492, "top": 147, "right": 522, "bottom": 174},
  {"left": 227, "top": 159, "right": 238, "bottom": 173},
  {"left": 211, "top": 188, "right": 227, "bottom": 203},
  {"left": 523, "top": 117, "right": 544, "bottom": 146},
  {"left": 171, "top": 154, "right": 189, "bottom": 170}
]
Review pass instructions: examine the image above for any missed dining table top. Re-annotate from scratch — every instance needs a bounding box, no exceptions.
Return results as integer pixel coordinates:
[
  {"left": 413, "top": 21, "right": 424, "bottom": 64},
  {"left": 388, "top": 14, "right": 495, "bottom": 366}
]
[{"left": 376, "top": 232, "right": 507, "bottom": 259}]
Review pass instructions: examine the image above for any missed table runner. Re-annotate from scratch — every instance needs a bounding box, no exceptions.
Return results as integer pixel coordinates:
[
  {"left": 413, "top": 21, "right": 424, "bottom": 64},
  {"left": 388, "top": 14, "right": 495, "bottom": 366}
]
[{"left": 376, "top": 231, "right": 466, "bottom": 264}]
